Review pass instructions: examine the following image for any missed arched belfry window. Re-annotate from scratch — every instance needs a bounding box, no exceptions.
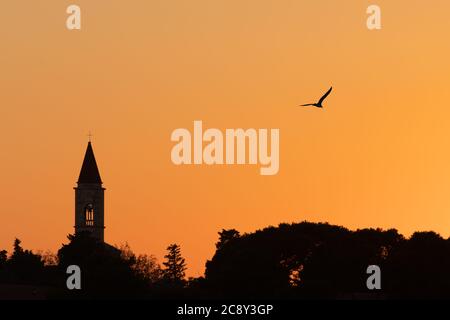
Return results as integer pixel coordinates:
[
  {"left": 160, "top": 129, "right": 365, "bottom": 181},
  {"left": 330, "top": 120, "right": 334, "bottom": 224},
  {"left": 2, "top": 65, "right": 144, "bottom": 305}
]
[{"left": 85, "top": 204, "right": 94, "bottom": 226}]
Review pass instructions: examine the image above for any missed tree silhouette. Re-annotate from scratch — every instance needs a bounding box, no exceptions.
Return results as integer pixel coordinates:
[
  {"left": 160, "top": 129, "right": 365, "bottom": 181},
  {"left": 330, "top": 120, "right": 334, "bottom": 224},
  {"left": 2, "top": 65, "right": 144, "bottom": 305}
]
[
  {"left": 0, "top": 250, "right": 6, "bottom": 266},
  {"left": 0, "top": 250, "right": 7, "bottom": 281},
  {"left": 383, "top": 231, "right": 450, "bottom": 298},
  {"left": 4, "top": 221, "right": 450, "bottom": 299},
  {"left": 205, "top": 222, "right": 406, "bottom": 298},
  {"left": 7, "top": 238, "right": 45, "bottom": 284},
  {"left": 162, "top": 243, "right": 186, "bottom": 286},
  {"left": 119, "top": 243, "right": 162, "bottom": 284},
  {"left": 299, "top": 228, "right": 402, "bottom": 297},
  {"left": 216, "top": 229, "right": 240, "bottom": 250},
  {"left": 57, "top": 232, "right": 147, "bottom": 298}
]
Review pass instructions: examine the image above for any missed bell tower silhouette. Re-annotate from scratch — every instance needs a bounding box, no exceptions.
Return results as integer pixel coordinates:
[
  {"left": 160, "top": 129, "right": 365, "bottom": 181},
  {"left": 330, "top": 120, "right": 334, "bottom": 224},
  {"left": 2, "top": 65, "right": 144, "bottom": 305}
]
[{"left": 74, "top": 141, "right": 105, "bottom": 242}]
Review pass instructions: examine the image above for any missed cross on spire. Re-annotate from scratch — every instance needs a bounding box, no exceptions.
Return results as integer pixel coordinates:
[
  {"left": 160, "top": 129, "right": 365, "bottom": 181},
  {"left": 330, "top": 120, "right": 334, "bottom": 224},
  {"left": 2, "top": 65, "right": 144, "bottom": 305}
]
[{"left": 87, "top": 131, "right": 93, "bottom": 142}]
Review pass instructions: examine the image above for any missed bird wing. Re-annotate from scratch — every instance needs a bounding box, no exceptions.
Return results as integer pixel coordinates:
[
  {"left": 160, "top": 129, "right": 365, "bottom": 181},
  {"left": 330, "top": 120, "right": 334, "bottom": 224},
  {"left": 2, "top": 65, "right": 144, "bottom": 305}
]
[
  {"left": 318, "top": 87, "right": 333, "bottom": 104},
  {"left": 300, "top": 103, "right": 316, "bottom": 106}
]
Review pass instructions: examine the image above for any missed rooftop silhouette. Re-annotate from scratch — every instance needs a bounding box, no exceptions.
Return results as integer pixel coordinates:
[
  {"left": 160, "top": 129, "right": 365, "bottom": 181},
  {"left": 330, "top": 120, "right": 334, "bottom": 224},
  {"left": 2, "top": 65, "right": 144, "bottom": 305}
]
[{"left": 77, "top": 142, "right": 102, "bottom": 184}]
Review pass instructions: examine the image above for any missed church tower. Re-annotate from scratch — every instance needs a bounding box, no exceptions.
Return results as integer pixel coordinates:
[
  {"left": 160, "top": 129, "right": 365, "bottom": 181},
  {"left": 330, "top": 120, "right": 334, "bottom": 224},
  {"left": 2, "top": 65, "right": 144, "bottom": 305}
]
[{"left": 74, "top": 141, "right": 105, "bottom": 242}]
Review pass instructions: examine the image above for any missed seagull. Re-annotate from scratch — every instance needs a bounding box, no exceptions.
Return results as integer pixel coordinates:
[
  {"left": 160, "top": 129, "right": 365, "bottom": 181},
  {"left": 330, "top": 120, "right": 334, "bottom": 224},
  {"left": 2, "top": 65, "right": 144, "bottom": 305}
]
[{"left": 300, "top": 87, "right": 333, "bottom": 108}]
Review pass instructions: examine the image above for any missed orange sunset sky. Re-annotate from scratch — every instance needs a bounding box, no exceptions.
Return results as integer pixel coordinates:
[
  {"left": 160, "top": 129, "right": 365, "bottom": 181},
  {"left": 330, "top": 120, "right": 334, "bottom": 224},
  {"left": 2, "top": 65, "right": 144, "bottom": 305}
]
[{"left": 1, "top": 1, "right": 450, "bottom": 276}]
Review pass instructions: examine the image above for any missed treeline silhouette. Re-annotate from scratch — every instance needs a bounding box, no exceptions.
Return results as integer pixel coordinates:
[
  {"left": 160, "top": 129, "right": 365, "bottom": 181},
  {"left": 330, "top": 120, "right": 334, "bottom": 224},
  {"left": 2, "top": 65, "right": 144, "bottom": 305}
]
[{"left": 1, "top": 222, "right": 450, "bottom": 299}]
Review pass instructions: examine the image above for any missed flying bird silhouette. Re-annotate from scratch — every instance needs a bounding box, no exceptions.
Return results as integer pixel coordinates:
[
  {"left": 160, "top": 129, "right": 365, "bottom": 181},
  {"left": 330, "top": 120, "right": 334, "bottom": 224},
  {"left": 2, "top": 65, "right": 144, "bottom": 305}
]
[{"left": 300, "top": 87, "right": 333, "bottom": 108}]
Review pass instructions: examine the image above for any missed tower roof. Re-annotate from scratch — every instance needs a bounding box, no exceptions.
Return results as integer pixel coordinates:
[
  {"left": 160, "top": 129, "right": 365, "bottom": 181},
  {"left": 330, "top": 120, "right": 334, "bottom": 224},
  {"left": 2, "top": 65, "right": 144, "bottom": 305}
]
[{"left": 78, "top": 142, "right": 102, "bottom": 184}]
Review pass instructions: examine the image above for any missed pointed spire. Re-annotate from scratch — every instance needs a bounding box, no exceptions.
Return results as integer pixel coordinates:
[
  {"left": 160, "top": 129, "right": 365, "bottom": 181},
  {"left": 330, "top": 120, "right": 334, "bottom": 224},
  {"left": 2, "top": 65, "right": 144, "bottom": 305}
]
[{"left": 78, "top": 142, "right": 102, "bottom": 184}]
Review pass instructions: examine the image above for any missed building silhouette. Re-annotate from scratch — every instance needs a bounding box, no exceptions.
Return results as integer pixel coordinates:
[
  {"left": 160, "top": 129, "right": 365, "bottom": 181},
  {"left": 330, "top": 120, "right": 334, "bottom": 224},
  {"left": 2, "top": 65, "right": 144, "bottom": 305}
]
[{"left": 74, "top": 141, "right": 105, "bottom": 242}]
